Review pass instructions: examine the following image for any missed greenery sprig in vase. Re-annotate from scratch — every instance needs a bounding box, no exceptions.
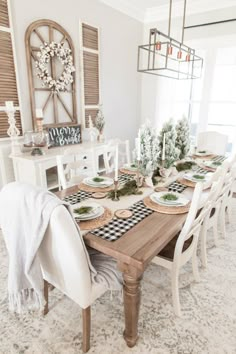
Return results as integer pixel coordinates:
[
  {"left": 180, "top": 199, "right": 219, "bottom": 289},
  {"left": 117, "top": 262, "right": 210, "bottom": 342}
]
[{"left": 94, "top": 105, "right": 105, "bottom": 141}]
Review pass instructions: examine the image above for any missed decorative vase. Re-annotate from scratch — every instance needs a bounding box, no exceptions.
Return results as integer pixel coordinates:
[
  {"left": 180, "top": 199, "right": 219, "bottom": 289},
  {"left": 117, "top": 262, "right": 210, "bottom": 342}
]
[
  {"left": 97, "top": 131, "right": 104, "bottom": 142},
  {"left": 144, "top": 175, "right": 154, "bottom": 188},
  {"left": 159, "top": 166, "right": 172, "bottom": 179}
]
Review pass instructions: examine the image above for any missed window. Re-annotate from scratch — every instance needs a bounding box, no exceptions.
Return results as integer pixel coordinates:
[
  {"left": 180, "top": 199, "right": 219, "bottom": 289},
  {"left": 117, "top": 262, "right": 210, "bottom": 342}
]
[
  {"left": 207, "top": 47, "right": 236, "bottom": 151},
  {"left": 157, "top": 42, "right": 236, "bottom": 152},
  {"left": 0, "top": 0, "right": 22, "bottom": 138},
  {"left": 80, "top": 22, "right": 100, "bottom": 128}
]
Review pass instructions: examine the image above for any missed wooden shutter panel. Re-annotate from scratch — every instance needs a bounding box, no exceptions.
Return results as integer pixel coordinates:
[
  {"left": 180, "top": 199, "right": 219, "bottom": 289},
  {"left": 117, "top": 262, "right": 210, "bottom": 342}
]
[
  {"left": 83, "top": 52, "right": 99, "bottom": 105},
  {"left": 82, "top": 24, "right": 98, "bottom": 51},
  {"left": 0, "top": 0, "right": 9, "bottom": 28},
  {"left": 81, "top": 22, "right": 100, "bottom": 128},
  {"left": 0, "top": 31, "right": 19, "bottom": 106},
  {"left": 0, "top": 0, "right": 22, "bottom": 138}
]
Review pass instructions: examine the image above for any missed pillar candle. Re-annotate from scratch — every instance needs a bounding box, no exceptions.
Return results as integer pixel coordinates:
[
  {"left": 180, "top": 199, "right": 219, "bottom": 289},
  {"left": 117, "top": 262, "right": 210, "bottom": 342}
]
[
  {"left": 162, "top": 133, "right": 166, "bottom": 161},
  {"left": 114, "top": 145, "right": 119, "bottom": 181},
  {"left": 89, "top": 115, "right": 93, "bottom": 129},
  {"left": 5, "top": 101, "right": 14, "bottom": 110},
  {"left": 136, "top": 129, "right": 141, "bottom": 161},
  {"left": 35, "top": 108, "right": 43, "bottom": 118}
]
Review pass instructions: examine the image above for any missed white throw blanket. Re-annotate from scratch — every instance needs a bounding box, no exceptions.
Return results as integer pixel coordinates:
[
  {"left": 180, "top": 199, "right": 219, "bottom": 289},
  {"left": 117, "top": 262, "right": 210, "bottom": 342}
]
[
  {"left": 0, "top": 182, "right": 122, "bottom": 313},
  {"left": 0, "top": 182, "right": 66, "bottom": 313}
]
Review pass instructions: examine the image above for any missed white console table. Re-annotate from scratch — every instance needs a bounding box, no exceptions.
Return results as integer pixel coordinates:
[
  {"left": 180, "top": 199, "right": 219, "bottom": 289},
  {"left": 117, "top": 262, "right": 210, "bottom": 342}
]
[{"left": 10, "top": 141, "right": 108, "bottom": 190}]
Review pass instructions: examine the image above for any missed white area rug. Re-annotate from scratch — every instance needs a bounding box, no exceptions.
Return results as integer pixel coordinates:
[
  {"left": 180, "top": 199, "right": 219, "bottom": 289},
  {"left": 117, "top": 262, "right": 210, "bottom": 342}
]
[{"left": 0, "top": 203, "right": 236, "bottom": 354}]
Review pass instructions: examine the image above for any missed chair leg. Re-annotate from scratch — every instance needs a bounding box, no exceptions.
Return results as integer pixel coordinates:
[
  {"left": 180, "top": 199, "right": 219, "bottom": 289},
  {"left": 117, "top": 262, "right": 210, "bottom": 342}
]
[
  {"left": 227, "top": 200, "right": 233, "bottom": 224},
  {"left": 171, "top": 269, "right": 181, "bottom": 317},
  {"left": 213, "top": 222, "right": 219, "bottom": 247},
  {"left": 82, "top": 306, "right": 91, "bottom": 353},
  {"left": 220, "top": 206, "right": 227, "bottom": 239},
  {"left": 200, "top": 226, "right": 208, "bottom": 268},
  {"left": 43, "top": 280, "right": 49, "bottom": 315},
  {"left": 192, "top": 249, "right": 200, "bottom": 282}
]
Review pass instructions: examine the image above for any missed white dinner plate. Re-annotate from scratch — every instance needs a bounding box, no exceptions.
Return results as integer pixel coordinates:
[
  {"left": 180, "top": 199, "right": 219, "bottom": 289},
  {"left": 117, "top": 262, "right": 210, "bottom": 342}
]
[
  {"left": 183, "top": 172, "right": 209, "bottom": 183},
  {"left": 123, "top": 163, "right": 138, "bottom": 171},
  {"left": 72, "top": 202, "right": 104, "bottom": 220},
  {"left": 150, "top": 192, "right": 189, "bottom": 207},
  {"left": 83, "top": 176, "right": 114, "bottom": 188},
  {"left": 203, "top": 160, "right": 222, "bottom": 169},
  {"left": 195, "top": 150, "right": 212, "bottom": 157}
]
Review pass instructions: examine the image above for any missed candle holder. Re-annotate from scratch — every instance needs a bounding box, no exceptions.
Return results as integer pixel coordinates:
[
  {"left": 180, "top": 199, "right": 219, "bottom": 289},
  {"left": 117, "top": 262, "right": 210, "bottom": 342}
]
[
  {"left": 5, "top": 103, "right": 21, "bottom": 155},
  {"left": 113, "top": 180, "right": 120, "bottom": 201},
  {"left": 136, "top": 160, "right": 144, "bottom": 190}
]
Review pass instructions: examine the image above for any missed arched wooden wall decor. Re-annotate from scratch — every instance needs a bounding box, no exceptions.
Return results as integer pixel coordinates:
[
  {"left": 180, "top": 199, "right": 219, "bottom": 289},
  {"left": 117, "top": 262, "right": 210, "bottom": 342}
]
[{"left": 25, "top": 19, "right": 77, "bottom": 129}]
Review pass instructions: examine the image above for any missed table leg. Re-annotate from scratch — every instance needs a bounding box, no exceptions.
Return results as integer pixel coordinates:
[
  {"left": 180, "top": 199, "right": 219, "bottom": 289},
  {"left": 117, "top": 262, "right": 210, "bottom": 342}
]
[{"left": 123, "top": 273, "right": 142, "bottom": 347}]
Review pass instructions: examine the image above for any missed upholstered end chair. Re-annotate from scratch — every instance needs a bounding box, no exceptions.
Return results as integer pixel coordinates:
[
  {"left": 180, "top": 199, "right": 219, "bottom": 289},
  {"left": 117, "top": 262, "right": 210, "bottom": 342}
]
[{"left": 38, "top": 205, "right": 122, "bottom": 352}]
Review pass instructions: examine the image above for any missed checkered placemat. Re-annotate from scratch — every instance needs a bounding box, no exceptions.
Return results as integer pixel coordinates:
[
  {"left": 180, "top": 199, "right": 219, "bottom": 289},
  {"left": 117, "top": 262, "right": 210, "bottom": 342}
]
[
  {"left": 118, "top": 173, "right": 135, "bottom": 185},
  {"left": 91, "top": 200, "right": 153, "bottom": 241},
  {"left": 168, "top": 181, "right": 187, "bottom": 193},
  {"left": 195, "top": 167, "right": 209, "bottom": 174},
  {"left": 63, "top": 190, "right": 92, "bottom": 204},
  {"left": 212, "top": 155, "right": 226, "bottom": 163}
]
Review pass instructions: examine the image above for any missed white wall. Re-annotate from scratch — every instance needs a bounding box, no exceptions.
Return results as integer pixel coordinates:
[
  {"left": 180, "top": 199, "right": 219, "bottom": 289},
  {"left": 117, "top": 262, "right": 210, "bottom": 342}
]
[
  {"left": 140, "top": 6, "right": 236, "bottom": 131},
  {"left": 9, "top": 0, "right": 143, "bottom": 142}
]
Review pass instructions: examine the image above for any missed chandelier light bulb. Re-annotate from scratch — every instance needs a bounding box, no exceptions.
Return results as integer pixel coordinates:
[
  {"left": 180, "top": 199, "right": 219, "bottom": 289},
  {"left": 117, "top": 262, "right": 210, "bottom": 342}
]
[
  {"left": 186, "top": 53, "right": 191, "bottom": 62},
  {"left": 177, "top": 50, "right": 182, "bottom": 59},
  {"left": 168, "top": 45, "right": 173, "bottom": 55},
  {"left": 156, "top": 41, "right": 162, "bottom": 50}
]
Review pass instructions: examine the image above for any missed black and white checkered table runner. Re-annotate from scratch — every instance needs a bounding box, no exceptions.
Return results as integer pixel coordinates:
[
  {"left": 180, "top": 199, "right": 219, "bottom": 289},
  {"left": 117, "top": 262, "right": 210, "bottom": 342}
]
[
  {"left": 212, "top": 155, "right": 226, "bottom": 163},
  {"left": 62, "top": 174, "right": 134, "bottom": 204},
  {"left": 63, "top": 190, "right": 93, "bottom": 204},
  {"left": 64, "top": 158, "right": 225, "bottom": 242},
  {"left": 118, "top": 173, "right": 134, "bottom": 185},
  {"left": 195, "top": 155, "right": 226, "bottom": 174},
  {"left": 91, "top": 182, "right": 187, "bottom": 242},
  {"left": 91, "top": 200, "right": 153, "bottom": 241},
  {"left": 168, "top": 181, "right": 187, "bottom": 193}
]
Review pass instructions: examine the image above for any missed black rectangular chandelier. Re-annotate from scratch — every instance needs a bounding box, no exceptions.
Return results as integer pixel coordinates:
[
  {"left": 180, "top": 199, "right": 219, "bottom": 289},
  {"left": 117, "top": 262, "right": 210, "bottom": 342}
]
[{"left": 137, "top": 0, "right": 203, "bottom": 80}]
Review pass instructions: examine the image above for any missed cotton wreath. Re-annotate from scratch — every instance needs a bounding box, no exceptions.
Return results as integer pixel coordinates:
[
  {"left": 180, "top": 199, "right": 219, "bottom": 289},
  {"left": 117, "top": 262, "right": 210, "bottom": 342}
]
[{"left": 35, "top": 42, "right": 75, "bottom": 92}]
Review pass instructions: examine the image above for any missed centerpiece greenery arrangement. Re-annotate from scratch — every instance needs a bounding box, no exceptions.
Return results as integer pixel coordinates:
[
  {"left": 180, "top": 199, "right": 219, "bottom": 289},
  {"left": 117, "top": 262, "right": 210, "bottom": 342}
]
[
  {"left": 175, "top": 160, "right": 196, "bottom": 172},
  {"left": 108, "top": 180, "right": 142, "bottom": 200}
]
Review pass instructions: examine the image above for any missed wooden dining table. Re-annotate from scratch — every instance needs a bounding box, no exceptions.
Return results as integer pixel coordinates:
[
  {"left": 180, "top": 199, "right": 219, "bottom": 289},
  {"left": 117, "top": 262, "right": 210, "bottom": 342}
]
[{"left": 56, "top": 182, "right": 208, "bottom": 348}]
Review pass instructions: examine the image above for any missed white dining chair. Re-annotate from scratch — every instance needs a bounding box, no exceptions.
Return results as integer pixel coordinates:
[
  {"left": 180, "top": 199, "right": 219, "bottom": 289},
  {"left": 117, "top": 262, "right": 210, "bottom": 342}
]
[
  {"left": 38, "top": 204, "right": 122, "bottom": 352},
  {"left": 109, "top": 139, "right": 131, "bottom": 166},
  {"left": 218, "top": 174, "right": 233, "bottom": 239},
  {"left": 103, "top": 143, "right": 117, "bottom": 174},
  {"left": 57, "top": 149, "right": 97, "bottom": 190},
  {"left": 199, "top": 161, "right": 230, "bottom": 268},
  {"left": 152, "top": 182, "right": 211, "bottom": 317},
  {"left": 219, "top": 163, "right": 236, "bottom": 237},
  {"left": 197, "top": 131, "right": 228, "bottom": 155},
  {"left": 103, "top": 139, "right": 131, "bottom": 173}
]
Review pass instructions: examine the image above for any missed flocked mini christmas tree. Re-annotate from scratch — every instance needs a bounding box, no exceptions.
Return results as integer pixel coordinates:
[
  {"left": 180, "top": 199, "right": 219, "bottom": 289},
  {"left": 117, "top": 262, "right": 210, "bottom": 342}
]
[
  {"left": 158, "top": 118, "right": 180, "bottom": 169},
  {"left": 133, "top": 121, "right": 159, "bottom": 176},
  {"left": 175, "top": 115, "right": 190, "bottom": 160}
]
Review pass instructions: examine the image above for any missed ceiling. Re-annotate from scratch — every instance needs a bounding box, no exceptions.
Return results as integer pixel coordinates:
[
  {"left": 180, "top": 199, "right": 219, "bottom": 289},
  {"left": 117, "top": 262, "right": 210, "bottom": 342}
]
[{"left": 100, "top": 0, "right": 236, "bottom": 23}]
